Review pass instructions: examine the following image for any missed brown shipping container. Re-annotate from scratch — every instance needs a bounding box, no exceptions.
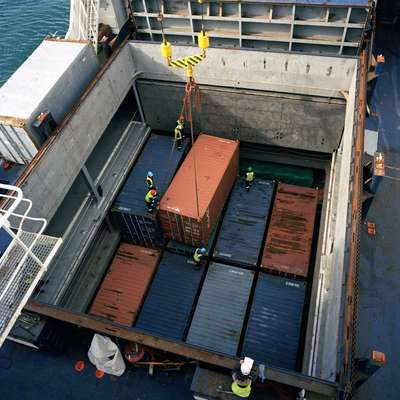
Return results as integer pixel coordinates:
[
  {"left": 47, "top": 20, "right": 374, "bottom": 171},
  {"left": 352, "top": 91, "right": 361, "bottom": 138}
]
[
  {"left": 261, "top": 183, "right": 318, "bottom": 278},
  {"left": 159, "top": 134, "right": 239, "bottom": 246},
  {"left": 90, "top": 243, "right": 160, "bottom": 326}
]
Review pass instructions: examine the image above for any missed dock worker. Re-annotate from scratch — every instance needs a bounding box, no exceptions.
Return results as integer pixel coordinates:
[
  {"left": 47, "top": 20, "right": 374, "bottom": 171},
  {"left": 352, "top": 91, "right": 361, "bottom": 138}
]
[
  {"left": 231, "top": 357, "right": 254, "bottom": 398},
  {"left": 174, "top": 119, "right": 184, "bottom": 150},
  {"left": 146, "top": 171, "right": 155, "bottom": 190},
  {"left": 193, "top": 247, "right": 206, "bottom": 269},
  {"left": 145, "top": 189, "right": 158, "bottom": 212},
  {"left": 245, "top": 167, "right": 254, "bottom": 192}
]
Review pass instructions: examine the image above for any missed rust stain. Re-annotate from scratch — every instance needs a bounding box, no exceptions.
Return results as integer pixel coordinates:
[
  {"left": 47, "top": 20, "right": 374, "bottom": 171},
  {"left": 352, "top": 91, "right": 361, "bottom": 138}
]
[
  {"left": 261, "top": 183, "right": 318, "bottom": 278},
  {"left": 90, "top": 243, "right": 161, "bottom": 326},
  {"left": 44, "top": 38, "right": 91, "bottom": 44},
  {"left": 0, "top": 115, "right": 26, "bottom": 127}
]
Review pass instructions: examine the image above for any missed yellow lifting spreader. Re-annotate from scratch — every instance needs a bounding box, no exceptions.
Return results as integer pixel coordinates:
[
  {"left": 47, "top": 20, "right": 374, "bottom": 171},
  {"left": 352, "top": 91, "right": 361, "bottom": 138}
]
[{"left": 159, "top": 1, "right": 209, "bottom": 78}]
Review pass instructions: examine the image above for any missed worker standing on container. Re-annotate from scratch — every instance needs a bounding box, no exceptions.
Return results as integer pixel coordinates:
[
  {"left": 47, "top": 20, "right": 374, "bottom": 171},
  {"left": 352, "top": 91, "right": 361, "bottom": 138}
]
[
  {"left": 145, "top": 189, "right": 158, "bottom": 213},
  {"left": 245, "top": 167, "right": 254, "bottom": 192},
  {"left": 193, "top": 247, "right": 206, "bottom": 269},
  {"left": 146, "top": 171, "right": 155, "bottom": 190},
  {"left": 231, "top": 357, "right": 254, "bottom": 398},
  {"left": 174, "top": 119, "right": 184, "bottom": 150}
]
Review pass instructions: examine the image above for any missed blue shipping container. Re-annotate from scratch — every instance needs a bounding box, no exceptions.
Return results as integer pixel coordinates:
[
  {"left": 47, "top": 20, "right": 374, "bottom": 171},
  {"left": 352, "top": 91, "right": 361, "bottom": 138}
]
[
  {"left": 213, "top": 178, "right": 275, "bottom": 268},
  {"left": 135, "top": 251, "right": 203, "bottom": 341},
  {"left": 186, "top": 263, "right": 254, "bottom": 356},
  {"left": 111, "top": 134, "right": 189, "bottom": 248},
  {"left": 242, "top": 273, "right": 306, "bottom": 371}
]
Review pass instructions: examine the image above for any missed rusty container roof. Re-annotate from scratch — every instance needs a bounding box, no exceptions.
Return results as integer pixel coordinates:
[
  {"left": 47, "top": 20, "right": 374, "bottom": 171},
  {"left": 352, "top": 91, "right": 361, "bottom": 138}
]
[
  {"left": 160, "top": 134, "right": 239, "bottom": 219},
  {"left": 89, "top": 243, "right": 161, "bottom": 326},
  {"left": 261, "top": 183, "right": 318, "bottom": 278}
]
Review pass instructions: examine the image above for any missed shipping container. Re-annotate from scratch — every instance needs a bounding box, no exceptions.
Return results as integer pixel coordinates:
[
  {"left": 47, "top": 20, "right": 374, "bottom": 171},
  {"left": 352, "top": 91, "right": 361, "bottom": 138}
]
[
  {"left": 242, "top": 273, "right": 306, "bottom": 371},
  {"left": 111, "top": 134, "right": 189, "bottom": 248},
  {"left": 186, "top": 263, "right": 254, "bottom": 356},
  {"left": 0, "top": 39, "right": 99, "bottom": 164},
  {"left": 159, "top": 134, "right": 239, "bottom": 247},
  {"left": 261, "top": 183, "right": 318, "bottom": 278},
  {"left": 239, "top": 159, "right": 314, "bottom": 187},
  {"left": 213, "top": 178, "right": 275, "bottom": 268},
  {"left": 135, "top": 251, "right": 203, "bottom": 340},
  {"left": 89, "top": 243, "right": 161, "bottom": 326}
]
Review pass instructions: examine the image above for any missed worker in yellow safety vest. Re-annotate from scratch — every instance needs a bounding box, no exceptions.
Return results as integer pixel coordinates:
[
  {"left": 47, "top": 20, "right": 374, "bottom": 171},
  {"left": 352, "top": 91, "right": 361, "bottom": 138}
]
[
  {"left": 231, "top": 357, "right": 254, "bottom": 398},
  {"left": 145, "top": 189, "right": 158, "bottom": 213},
  {"left": 193, "top": 247, "right": 206, "bottom": 269},
  {"left": 245, "top": 167, "right": 254, "bottom": 192},
  {"left": 174, "top": 119, "right": 184, "bottom": 150},
  {"left": 146, "top": 171, "right": 155, "bottom": 190}
]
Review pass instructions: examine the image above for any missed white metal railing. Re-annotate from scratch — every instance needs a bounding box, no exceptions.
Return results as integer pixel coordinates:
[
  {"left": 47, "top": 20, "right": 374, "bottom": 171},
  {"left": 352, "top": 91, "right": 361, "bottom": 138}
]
[
  {"left": 66, "top": 0, "right": 100, "bottom": 51},
  {"left": 0, "top": 184, "right": 62, "bottom": 346}
]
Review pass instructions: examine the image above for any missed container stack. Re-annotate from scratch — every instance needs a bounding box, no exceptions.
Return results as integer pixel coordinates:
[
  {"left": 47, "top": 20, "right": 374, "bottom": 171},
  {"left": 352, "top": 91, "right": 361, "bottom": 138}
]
[
  {"left": 135, "top": 252, "right": 203, "bottom": 340},
  {"left": 90, "top": 243, "right": 160, "bottom": 326},
  {"left": 213, "top": 178, "right": 275, "bottom": 268},
  {"left": 111, "top": 134, "right": 189, "bottom": 248},
  {"left": 159, "top": 134, "right": 239, "bottom": 247},
  {"left": 91, "top": 138, "right": 321, "bottom": 373},
  {"left": 261, "top": 183, "right": 318, "bottom": 279}
]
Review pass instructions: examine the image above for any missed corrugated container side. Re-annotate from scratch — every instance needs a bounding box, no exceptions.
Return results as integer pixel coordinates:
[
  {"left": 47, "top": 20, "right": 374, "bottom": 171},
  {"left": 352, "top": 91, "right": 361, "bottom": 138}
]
[
  {"left": 261, "top": 183, "right": 318, "bottom": 278},
  {"left": 89, "top": 243, "right": 161, "bottom": 326},
  {"left": 213, "top": 178, "right": 275, "bottom": 268},
  {"left": 242, "top": 273, "right": 306, "bottom": 371},
  {"left": 186, "top": 263, "right": 254, "bottom": 356},
  {"left": 159, "top": 134, "right": 239, "bottom": 247},
  {"left": 111, "top": 134, "right": 189, "bottom": 248},
  {"left": 0, "top": 124, "right": 37, "bottom": 165},
  {"left": 135, "top": 252, "right": 203, "bottom": 340}
]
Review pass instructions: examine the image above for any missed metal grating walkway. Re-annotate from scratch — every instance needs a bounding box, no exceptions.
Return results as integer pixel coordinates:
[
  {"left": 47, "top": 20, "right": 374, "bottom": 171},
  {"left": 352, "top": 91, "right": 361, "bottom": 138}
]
[{"left": 0, "top": 232, "right": 62, "bottom": 345}]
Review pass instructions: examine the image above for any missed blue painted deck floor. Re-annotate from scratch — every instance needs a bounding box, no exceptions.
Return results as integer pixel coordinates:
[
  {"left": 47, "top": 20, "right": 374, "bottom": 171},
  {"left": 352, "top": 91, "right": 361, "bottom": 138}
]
[
  {"left": 354, "top": 22, "right": 400, "bottom": 400},
  {"left": 0, "top": 333, "right": 193, "bottom": 400}
]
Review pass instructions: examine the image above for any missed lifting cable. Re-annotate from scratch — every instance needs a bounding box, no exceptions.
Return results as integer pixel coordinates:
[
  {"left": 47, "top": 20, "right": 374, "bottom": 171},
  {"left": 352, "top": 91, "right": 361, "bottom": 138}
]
[{"left": 158, "top": 0, "right": 209, "bottom": 220}]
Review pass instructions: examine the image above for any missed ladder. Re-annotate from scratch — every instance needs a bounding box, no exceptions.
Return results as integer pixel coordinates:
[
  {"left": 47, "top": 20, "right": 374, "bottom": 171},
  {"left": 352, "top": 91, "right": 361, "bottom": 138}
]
[{"left": 0, "top": 184, "right": 62, "bottom": 346}]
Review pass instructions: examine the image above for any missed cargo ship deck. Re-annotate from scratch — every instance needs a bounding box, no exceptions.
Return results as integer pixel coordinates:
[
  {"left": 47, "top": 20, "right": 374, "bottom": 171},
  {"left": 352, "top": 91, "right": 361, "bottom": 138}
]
[{"left": 1, "top": 18, "right": 399, "bottom": 396}]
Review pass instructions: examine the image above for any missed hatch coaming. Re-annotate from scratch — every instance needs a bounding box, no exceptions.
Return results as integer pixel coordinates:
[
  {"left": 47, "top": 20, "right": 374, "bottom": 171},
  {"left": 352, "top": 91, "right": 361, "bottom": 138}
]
[{"left": 127, "top": 40, "right": 358, "bottom": 383}]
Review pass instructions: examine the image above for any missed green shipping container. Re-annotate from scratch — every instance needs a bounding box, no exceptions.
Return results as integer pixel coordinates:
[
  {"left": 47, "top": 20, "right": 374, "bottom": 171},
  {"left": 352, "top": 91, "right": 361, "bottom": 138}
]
[{"left": 240, "top": 159, "right": 314, "bottom": 187}]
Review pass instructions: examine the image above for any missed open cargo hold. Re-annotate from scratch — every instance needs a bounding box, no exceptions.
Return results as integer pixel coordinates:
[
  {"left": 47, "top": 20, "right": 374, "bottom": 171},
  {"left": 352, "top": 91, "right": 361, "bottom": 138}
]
[
  {"left": 111, "top": 134, "right": 189, "bottom": 248},
  {"left": 239, "top": 159, "right": 314, "bottom": 187},
  {"left": 242, "top": 273, "right": 306, "bottom": 371},
  {"left": 159, "top": 134, "right": 239, "bottom": 247},
  {"left": 135, "top": 251, "right": 203, "bottom": 340},
  {"left": 90, "top": 243, "right": 161, "bottom": 326},
  {"left": 261, "top": 183, "right": 318, "bottom": 278},
  {"left": 213, "top": 178, "right": 275, "bottom": 268},
  {"left": 10, "top": 26, "right": 367, "bottom": 397},
  {"left": 0, "top": 39, "right": 99, "bottom": 164},
  {"left": 186, "top": 263, "right": 254, "bottom": 356}
]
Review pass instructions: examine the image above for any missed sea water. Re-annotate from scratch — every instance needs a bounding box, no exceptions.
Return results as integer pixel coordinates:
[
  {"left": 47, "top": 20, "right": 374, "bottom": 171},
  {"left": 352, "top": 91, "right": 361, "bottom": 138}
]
[{"left": 0, "top": 0, "right": 70, "bottom": 85}]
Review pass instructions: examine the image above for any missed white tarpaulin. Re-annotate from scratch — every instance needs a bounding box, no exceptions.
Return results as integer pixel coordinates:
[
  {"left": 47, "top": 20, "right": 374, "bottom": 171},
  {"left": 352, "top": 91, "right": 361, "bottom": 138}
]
[{"left": 88, "top": 334, "right": 126, "bottom": 376}]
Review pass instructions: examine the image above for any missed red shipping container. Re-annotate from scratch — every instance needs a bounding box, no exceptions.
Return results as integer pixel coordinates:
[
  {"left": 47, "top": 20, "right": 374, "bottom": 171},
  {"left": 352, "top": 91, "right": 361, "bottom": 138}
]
[
  {"left": 261, "top": 183, "right": 318, "bottom": 278},
  {"left": 159, "top": 134, "right": 239, "bottom": 246},
  {"left": 90, "top": 243, "right": 160, "bottom": 326}
]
